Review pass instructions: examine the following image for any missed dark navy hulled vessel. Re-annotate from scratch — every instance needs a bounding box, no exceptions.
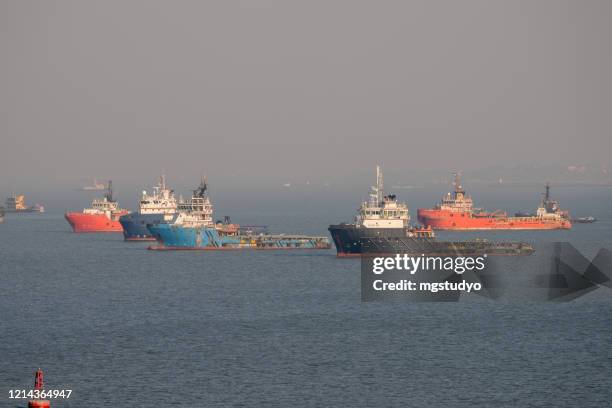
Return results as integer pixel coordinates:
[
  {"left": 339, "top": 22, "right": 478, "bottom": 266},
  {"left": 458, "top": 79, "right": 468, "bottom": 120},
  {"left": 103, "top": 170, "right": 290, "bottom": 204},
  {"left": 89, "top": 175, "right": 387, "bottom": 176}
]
[
  {"left": 119, "top": 175, "right": 179, "bottom": 241},
  {"left": 329, "top": 166, "right": 433, "bottom": 256},
  {"left": 329, "top": 166, "right": 534, "bottom": 256}
]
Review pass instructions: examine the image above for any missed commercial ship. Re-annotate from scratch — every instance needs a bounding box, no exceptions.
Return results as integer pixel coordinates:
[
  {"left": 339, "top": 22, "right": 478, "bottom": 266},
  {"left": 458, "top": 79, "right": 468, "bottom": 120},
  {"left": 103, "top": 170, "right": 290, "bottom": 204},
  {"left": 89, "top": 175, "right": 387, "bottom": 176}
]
[
  {"left": 65, "top": 181, "right": 129, "bottom": 232},
  {"left": 4, "top": 194, "right": 44, "bottom": 213},
  {"left": 328, "top": 166, "right": 534, "bottom": 256},
  {"left": 119, "top": 175, "right": 179, "bottom": 241},
  {"left": 147, "top": 178, "right": 330, "bottom": 250},
  {"left": 417, "top": 174, "right": 571, "bottom": 230},
  {"left": 79, "top": 178, "right": 106, "bottom": 191}
]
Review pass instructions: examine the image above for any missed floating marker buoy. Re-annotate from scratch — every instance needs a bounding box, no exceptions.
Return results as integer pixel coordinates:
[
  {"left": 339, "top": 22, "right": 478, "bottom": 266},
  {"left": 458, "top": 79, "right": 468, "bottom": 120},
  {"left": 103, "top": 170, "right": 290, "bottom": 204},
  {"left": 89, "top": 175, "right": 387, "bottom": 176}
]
[{"left": 28, "top": 369, "right": 50, "bottom": 408}]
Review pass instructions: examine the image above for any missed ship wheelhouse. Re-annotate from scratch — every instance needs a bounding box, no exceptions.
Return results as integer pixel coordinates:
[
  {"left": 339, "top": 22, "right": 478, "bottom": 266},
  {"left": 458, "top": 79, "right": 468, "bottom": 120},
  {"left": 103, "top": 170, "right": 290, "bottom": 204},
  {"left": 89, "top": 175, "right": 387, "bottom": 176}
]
[
  {"left": 437, "top": 173, "right": 474, "bottom": 213},
  {"left": 355, "top": 167, "right": 411, "bottom": 229},
  {"left": 171, "top": 178, "right": 216, "bottom": 228},
  {"left": 138, "top": 175, "right": 179, "bottom": 215}
]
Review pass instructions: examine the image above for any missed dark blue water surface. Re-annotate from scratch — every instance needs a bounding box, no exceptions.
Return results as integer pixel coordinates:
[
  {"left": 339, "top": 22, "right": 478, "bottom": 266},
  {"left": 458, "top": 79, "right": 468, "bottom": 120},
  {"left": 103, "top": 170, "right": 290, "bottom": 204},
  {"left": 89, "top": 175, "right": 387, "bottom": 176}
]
[{"left": 1, "top": 186, "right": 612, "bottom": 407}]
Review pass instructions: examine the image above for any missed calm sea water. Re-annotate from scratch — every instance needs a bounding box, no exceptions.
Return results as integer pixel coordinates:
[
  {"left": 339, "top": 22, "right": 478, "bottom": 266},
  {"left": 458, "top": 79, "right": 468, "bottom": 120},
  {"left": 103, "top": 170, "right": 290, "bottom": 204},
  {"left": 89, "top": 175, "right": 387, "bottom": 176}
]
[{"left": 1, "top": 186, "right": 612, "bottom": 407}]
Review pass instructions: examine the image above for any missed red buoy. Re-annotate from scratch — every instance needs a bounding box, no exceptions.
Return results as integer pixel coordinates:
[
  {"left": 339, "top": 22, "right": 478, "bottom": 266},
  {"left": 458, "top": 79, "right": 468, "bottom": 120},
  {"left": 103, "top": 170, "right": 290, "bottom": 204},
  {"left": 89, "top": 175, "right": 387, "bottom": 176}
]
[{"left": 28, "top": 369, "right": 50, "bottom": 408}]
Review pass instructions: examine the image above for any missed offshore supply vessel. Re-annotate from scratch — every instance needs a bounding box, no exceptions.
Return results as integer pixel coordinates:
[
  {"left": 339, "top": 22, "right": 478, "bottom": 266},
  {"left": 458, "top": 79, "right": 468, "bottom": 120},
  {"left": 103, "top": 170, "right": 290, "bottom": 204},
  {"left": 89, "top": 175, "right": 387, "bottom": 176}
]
[
  {"left": 4, "top": 194, "right": 44, "bottom": 213},
  {"left": 65, "top": 181, "right": 129, "bottom": 232},
  {"left": 328, "top": 167, "right": 534, "bottom": 256},
  {"left": 417, "top": 174, "right": 571, "bottom": 230},
  {"left": 147, "top": 178, "right": 330, "bottom": 250},
  {"left": 119, "top": 175, "right": 179, "bottom": 241}
]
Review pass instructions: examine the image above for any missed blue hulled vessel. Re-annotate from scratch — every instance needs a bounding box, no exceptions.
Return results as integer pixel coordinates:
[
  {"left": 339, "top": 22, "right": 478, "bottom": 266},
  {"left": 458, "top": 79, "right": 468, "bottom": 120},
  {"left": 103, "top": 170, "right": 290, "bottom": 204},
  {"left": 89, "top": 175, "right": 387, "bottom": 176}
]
[
  {"left": 147, "top": 178, "right": 330, "bottom": 250},
  {"left": 119, "top": 175, "right": 179, "bottom": 241}
]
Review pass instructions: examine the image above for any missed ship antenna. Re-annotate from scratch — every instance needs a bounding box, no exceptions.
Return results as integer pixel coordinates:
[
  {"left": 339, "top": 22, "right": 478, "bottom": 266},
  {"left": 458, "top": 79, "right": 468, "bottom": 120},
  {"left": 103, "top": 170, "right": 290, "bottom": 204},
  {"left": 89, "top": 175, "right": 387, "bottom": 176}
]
[
  {"left": 194, "top": 175, "right": 208, "bottom": 197},
  {"left": 453, "top": 172, "right": 465, "bottom": 195},
  {"left": 106, "top": 180, "right": 114, "bottom": 202},
  {"left": 160, "top": 173, "right": 166, "bottom": 191},
  {"left": 545, "top": 182, "right": 550, "bottom": 201},
  {"left": 376, "top": 165, "right": 384, "bottom": 205}
]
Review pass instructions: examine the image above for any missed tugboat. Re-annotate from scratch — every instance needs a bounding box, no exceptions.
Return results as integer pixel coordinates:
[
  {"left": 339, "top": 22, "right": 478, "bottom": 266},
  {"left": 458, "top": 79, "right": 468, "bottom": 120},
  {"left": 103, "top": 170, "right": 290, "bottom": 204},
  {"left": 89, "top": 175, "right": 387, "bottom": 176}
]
[
  {"left": 328, "top": 166, "right": 534, "bottom": 256},
  {"left": 119, "top": 175, "right": 179, "bottom": 241},
  {"left": 65, "top": 181, "right": 129, "bottom": 232},
  {"left": 147, "top": 178, "right": 330, "bottom": 250},
  {"left": 417, "top": 174, "right": 571, "bottom": 230}
]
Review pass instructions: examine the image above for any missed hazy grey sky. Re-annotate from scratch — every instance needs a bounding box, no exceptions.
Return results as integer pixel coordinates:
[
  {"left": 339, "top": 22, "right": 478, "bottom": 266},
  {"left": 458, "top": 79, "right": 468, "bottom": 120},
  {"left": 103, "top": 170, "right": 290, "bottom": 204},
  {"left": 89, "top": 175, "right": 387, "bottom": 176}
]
[{"left": 2, "top": 0, "right": 611, "bottom": 193}]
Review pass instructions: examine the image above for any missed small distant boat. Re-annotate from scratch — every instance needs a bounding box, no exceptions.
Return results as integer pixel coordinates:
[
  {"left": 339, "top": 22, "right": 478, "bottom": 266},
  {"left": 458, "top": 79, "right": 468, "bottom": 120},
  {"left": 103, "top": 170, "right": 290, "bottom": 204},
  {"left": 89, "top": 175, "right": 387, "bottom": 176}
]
[
  {"left": 80, "top": 179, "right": 107, "bottom": 191},
  {"left": 4, "top": 194, "right": 44, "bottom": 213},
  {"left": 572, "top": 216, "right": 597, "bottom": 223},
  {"left": 0, "top": 207, "right": 4, "bottom": 223}
]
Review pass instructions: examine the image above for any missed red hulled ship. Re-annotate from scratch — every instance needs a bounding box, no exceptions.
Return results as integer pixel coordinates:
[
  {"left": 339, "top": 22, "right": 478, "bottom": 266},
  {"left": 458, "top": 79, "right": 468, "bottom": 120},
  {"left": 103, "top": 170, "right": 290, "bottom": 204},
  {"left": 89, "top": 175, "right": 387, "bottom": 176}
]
[
  {"left": 65, "top": 181, "right": 129, "bottom": 232},
  {"left": 417, "top": 174, "right": 571, "bottom": 230}
]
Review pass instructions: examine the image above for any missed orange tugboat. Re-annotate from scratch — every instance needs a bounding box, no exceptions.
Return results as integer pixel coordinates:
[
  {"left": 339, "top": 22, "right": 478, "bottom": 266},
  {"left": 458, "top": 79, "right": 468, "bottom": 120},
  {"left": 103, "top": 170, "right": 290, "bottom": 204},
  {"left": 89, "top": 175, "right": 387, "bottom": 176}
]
[
  {"left": 417, "top": 174, "right": 571, "bottom": 230},
  {"left": 65, "top": 181, "right": 129, "bottom": 232}
]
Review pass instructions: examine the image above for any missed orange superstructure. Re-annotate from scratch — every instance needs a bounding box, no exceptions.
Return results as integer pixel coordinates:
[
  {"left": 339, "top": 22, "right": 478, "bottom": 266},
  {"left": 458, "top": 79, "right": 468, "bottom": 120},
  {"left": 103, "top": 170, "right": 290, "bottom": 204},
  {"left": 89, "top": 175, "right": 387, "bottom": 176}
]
[
  {"left": 417, "top": 174, "right": 571, "bottom": 230},
  {"left": 65, "top": 181, "right": 129, "bottom": 232}
]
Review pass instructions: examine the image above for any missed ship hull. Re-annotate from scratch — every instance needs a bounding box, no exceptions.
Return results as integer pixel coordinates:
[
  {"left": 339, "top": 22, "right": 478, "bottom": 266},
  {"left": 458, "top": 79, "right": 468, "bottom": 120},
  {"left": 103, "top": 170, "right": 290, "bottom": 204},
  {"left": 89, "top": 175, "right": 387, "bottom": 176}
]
[
  {"left": 417, "top": 209, "right": 571, "bottom": 230},
  {"left": 119, "top": 213, "right": 169, "bottom": 241},
  {"left": 328, "top": 223, "right": 534, "bottom": 256},
  {"left": 359, "top": 236, "right": 534, "bottom": 256},
  {"left": 328, "top": 224, "right": 412, "bottom": 256},
  {"left": 4, "top": 208, "right": 44, "bottom": 213},
  {"left": 148, "top": 223, "right": 330, "bottom": 250},
  {"left": 65, "top": 212, "right": 125, "bottom": 233}
]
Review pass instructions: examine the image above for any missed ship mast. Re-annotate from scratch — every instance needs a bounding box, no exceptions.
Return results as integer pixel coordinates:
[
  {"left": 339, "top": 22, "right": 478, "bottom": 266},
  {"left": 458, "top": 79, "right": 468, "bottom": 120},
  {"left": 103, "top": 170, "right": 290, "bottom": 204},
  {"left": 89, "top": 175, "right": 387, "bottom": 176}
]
[
  {"left": 105, "top": 180, "right": 114, "bottom": 202},
  {"left": 377, "top": 165, "right": 384, "bottom": 205},
  {"left": 453, "top": 172, "right": 466, "bottom": 199},
  {"left": 194, "top": 175, "right": 208, "bottom": 198}
]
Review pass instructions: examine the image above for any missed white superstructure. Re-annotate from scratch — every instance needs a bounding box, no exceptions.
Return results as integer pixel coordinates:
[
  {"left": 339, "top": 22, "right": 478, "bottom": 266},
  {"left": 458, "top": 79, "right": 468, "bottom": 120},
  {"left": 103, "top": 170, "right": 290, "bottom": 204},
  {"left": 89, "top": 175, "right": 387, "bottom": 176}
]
[
  {"left": 139, "top": 175, "right": 179, "bottom": 216},
  {"left": 355, "top": 166, "right": 410, "bottom": 229},
  {"left": 173, "top": 177, "right": 215, "bottom": 227}
]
